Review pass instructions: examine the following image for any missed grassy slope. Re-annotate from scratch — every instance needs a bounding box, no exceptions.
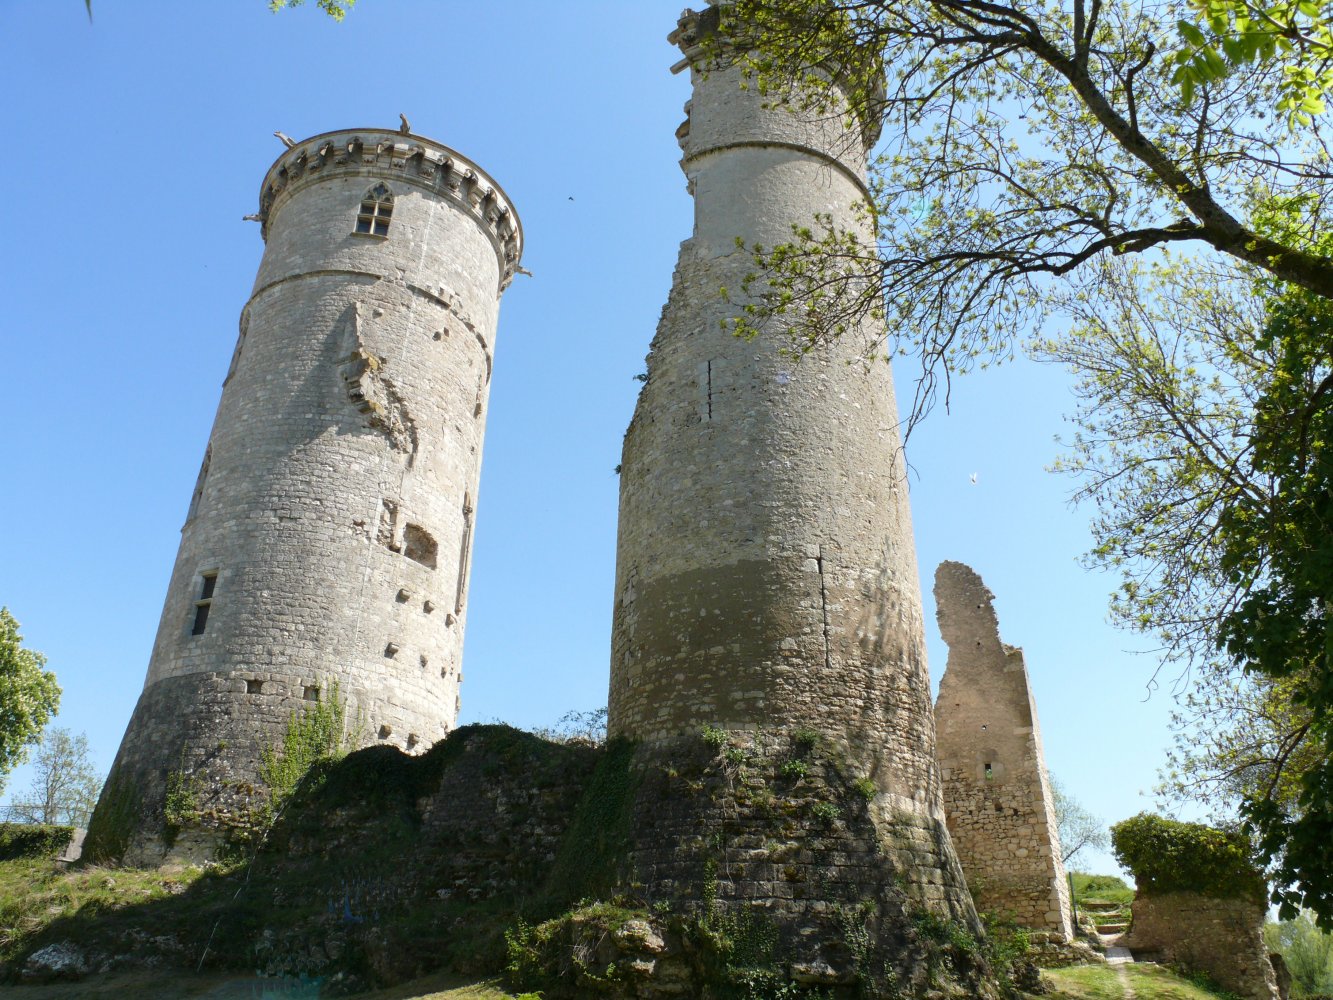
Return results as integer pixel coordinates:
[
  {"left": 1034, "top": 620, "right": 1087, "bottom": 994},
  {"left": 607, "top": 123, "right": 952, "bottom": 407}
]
[
  {"left": 0, "top": 971, "right": 516, "bottom": 999},
  {"left": 0, "top": 853, "right": 1216, "bottom": 1000},
  {"left": 1046, "top": 964, "right": 1239, "bottom": 1000},
  {"left": 1069, "top": 872, "right": 1136, "bottom": 907},
  {"left": 2, "top": 962, "right": 1234, "bottom": 999}
]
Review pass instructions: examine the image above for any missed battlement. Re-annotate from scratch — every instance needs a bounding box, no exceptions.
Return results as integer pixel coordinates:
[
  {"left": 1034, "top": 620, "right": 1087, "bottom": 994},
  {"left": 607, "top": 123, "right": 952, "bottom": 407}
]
[{"left": 257, "top": 128, "right": 524, "bottom": 289}]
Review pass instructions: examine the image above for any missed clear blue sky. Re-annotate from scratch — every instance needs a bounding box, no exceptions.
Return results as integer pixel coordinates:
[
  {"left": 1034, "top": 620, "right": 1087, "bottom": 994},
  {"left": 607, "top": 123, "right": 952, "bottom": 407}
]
[{"left": 0, "top": 0, "right": 1186, "bottom": 875}]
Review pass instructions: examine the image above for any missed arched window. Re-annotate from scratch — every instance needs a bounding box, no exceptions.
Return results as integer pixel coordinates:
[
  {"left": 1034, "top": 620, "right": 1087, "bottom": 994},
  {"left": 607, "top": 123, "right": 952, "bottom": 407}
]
[{"left": 355, "top": 183, "right": 393, "bottom": 236}]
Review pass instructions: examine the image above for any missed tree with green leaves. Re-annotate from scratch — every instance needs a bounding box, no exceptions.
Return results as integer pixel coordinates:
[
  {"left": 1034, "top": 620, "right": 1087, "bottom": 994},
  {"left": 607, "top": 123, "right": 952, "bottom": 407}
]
[
  {"left": 714, "top": 0, "right": 1333, "bottom": 924},
  {"left": 0, "top": 609, "right": 60, "bottom": 797},
  {"left": 1050, "top": 775, "right": 1110, "bottom": 866},
  {"left": 83, "top": 1, "right": 354, "bottom": 22},
  {"left": 1174, "top": 0, "right": 1333, "bottom": 123},
  {"left": 1213, "top": 282, "right": 1333, "bottom": 922},
  {"left": 1266, "top": 910, "right": 1333, "bottom": 994},
  {"left": 721, "top": 0, "right": 1333, "bottom": 424},
  {"left": 1035, "top": 248, "right": 1333, "bottom": 922},
  {"left": 6, "top": 728, "right": 102, "bottom": 828},
  {"left": 267, "top": 0, "right": 354, "bottom": 18}
]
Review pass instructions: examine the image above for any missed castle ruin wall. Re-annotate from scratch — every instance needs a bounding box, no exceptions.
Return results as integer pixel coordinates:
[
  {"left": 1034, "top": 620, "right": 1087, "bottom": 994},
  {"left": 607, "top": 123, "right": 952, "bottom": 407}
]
[{"left": 933, "top": 560, "right": 1073, "bottom": 939}]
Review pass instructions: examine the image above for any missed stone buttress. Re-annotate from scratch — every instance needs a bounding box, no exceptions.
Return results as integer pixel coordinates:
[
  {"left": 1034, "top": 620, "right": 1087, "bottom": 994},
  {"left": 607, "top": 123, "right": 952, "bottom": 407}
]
[
  {"left": 933, "top": 561, "right": 1074, "bottom": 940},
  {"left": 604, "top": 6, "right": 984, "bottom": 989},
  {"left": 88, "top": 128, "right": 522, "bottom": 864}
]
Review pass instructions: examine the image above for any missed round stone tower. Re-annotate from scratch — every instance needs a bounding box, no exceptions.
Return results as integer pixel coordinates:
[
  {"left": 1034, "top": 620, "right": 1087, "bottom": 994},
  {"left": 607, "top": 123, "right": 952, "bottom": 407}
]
[
  {"left": 604, "top": 8, "right": 982, "bottom": 982},
  {"left": 88, "top": 127, "right": 522, "bottom": 863},
  {"left": 611, "top": 8, "right": 944, "bottom": 828}
]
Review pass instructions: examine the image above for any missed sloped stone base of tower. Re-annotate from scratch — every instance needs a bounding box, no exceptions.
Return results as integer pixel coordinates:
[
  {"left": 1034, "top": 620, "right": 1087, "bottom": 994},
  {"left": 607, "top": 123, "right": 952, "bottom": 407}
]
[
  {"left": 510, "top": 730, "right": 1001, "bottom": 999},
  {"left": 85, "top": 670, "right": 365, "bottom": 866}
]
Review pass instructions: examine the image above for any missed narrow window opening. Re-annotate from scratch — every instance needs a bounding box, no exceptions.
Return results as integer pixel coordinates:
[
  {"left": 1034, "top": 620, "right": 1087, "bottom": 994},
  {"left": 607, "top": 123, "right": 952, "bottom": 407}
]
[
  {"left": 354, "top": 183, "right": 394, "bottom": 237},
  {"left": 191, "top": 571, "right": 218, "bottom": 636},
  {"left": 303, "top": 685, "right": 320, "bottom": 702},
  {"left": 706, "top": 359, "right": 713, "bottom": 421},
  {"left": 246, "top": 679, "right": 263, "bottom": 694},
  {"left": 983, "top": 762, "right": 994, "bottom": 781}
]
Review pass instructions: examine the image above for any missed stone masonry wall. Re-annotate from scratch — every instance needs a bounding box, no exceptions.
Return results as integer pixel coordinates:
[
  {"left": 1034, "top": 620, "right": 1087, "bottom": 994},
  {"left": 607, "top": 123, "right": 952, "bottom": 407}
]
[
  {"left": 610, "top": 3, "right": 945, "bottom": 854},
  {"left": 600, "top": 9, "right": 987, "bottom": 991},
  {"left": 1125, "top": 890, "right": 1281, "bottom": 1000},
  {"left": 89, "top": 129, "right": 522, "bottom": 863},
  {"left": 933, "top": 562, "right": 1073, "bottom": 939}
]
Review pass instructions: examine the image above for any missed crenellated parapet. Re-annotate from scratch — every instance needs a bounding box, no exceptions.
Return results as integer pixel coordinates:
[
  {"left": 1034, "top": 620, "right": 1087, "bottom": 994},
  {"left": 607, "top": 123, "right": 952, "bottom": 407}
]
[{"left": 257, "top": 128, "right": 524, "bottom": 289}]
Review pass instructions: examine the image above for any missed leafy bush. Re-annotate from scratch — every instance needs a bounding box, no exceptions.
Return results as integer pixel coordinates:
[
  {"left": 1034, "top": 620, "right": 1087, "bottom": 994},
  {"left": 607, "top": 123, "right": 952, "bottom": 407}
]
[
  {"left": 779, "top": 758, "right": 808, "bottom": 780},
  {"left": 0, "top": 823, "right": 74, "bottom": 861},
  {"left": 791, "top": 727, "right": 820, "bottom": 753},
  {"left": 529, "top": 707, "right": 607, "bottom": 745},
  {"left": 1111, "top": 813, "right": 1263, "bottom": 898},
  {"left": 809, "top": 801, "right": 840, "bottom": 827},
  {"left": 259, "top": 680, "right": 349, "bottom": 807}
]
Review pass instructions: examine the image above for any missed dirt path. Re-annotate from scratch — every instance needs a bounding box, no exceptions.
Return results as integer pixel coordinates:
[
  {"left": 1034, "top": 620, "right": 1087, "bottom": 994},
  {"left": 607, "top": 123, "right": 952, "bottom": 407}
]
[
  {"left": 1112, "top": 963, "right": 1136, "bottom": 998},
  {"left": 1104, "top": 938, "right": 1135, "bottom": 998}
]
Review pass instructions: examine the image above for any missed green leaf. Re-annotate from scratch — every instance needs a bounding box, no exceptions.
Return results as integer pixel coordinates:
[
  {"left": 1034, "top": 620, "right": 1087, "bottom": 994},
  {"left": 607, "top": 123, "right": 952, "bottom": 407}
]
[{"left": 1178, "top": 18, "right": 1210, "bottom": 46}]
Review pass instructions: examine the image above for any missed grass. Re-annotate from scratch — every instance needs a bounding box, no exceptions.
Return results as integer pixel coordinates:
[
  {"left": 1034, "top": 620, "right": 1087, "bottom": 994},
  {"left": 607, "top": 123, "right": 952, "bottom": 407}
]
[
  {"left": 1070, "top": 872, "right": 1135, "bottom": 907},
  {"left": 3, "top": 963, "right": 1237, "bottom": 999},
  {"left": 0, "top": 970, "right": 519, "bottom": 998},
  {"left": 0, "top": 856, "right": 221, "bottom": 966},
  {"left": 1045, "top": 964, "right": 1241, "bottom": 999}
]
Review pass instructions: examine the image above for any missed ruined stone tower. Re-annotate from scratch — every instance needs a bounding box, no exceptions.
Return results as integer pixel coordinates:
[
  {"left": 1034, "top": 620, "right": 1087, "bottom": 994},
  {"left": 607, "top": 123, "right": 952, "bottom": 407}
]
[
  {"left": 934, "top": 561, "right": 1073, "bottom": 940},
  {"left": 602, "top": 7, "right": 983, "bottom": 988},
  {"left": 88, "top": 127, "right": 522, "bottom": 863}
]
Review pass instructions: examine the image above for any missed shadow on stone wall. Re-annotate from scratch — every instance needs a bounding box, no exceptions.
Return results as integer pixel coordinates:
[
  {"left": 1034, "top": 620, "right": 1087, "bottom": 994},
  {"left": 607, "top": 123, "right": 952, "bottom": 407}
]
[{"left": 12, "top": 725, "right": 604, "bottom": 992}]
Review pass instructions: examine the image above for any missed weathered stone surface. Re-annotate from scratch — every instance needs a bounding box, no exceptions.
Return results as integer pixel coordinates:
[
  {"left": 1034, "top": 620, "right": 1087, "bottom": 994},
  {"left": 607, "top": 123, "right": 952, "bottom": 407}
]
[
  {"left": 21, "top": 942, "right": 88, "bottom": 982},
  {"left": 933, "top": 561, "right": 1073, "bottom": 940},
  {"left": 624, "top": 732, "right": 989, "bottom": 996},
  {"left": 1124, "top": 890, "right": 1281, "bottom": 1000},
  {"left": 88, "top": 128, "right": 522, "bottom": 863},
  {"left": 604, "top": 13, "right": 978, "bottom": 981}
]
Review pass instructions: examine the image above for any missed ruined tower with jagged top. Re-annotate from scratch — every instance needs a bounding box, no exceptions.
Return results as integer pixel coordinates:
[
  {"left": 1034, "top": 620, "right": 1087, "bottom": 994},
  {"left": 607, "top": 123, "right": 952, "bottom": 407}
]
[
  {"left": 87, "top": 127, "right": 522, "bottom": 863},
  {"left": 934, "top": 561, "right": 1074, "bottom": 941},
  {"left": 600, "top": 5, "right": 985, "bottom": 989}
]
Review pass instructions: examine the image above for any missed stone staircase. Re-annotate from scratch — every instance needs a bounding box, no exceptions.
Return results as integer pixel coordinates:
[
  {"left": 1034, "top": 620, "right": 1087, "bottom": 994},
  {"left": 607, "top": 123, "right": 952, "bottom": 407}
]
[{"left": 1081, "top": 898, "right": 1130, "bottom": 937}]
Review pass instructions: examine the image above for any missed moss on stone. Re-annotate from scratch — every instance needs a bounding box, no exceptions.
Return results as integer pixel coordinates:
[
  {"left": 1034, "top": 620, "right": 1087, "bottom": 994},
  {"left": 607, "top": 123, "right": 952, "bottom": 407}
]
[{"left": 81, "top": 772, "right": 142, "bottom": 864}]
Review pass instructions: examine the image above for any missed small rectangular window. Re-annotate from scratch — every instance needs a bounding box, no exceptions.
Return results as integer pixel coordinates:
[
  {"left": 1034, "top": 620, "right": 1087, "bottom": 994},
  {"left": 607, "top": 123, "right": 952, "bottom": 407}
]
[
  {"left": 354, "top": 184, "right": 393, "bottom": 238},
  {"left": 191, "top": 571, "right": 218, "bottom": 636}
]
